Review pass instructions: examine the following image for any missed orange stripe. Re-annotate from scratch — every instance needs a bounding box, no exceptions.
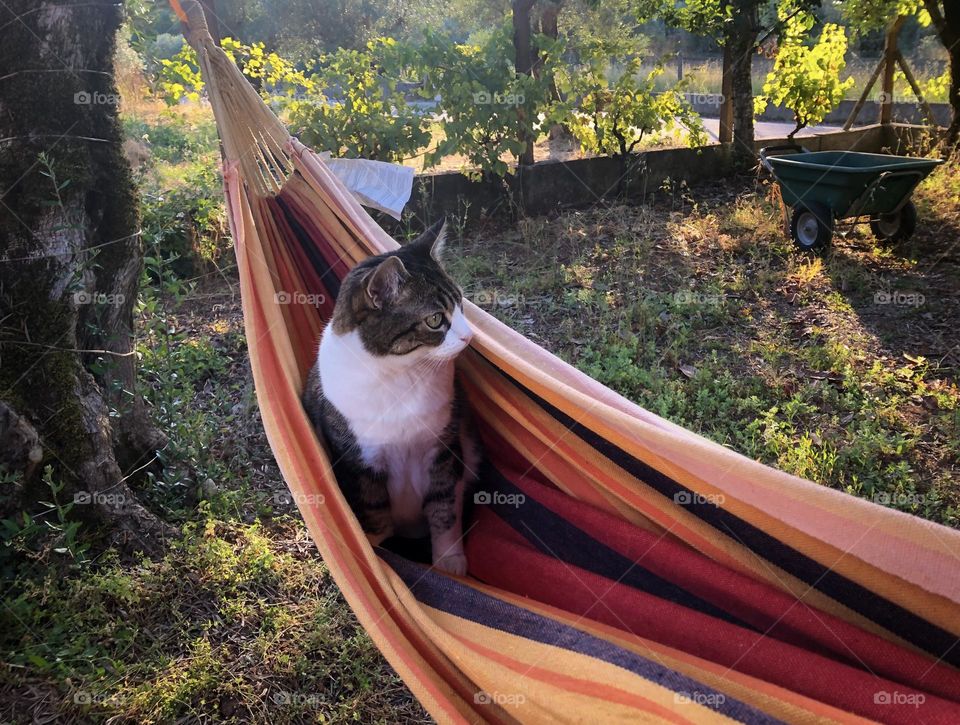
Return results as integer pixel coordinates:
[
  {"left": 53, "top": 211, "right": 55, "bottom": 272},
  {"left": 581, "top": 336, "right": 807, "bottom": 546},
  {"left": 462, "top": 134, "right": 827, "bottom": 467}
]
[
  {"left": 169, "top": 0, "right": 187, "bottom": 22},
  {"left": 235, "top": 188, "right": 474, "bottom": 722},
  {"left": 472, "top": 579, "right": 873, "bottom": 724},
  {"left": 444, "top": 629, "right": 696, "bottom": 724}
]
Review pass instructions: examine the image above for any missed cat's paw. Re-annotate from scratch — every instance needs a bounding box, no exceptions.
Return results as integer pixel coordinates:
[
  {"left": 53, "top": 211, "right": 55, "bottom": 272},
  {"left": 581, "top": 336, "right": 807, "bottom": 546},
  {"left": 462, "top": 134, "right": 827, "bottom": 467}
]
[{"left": 432, "top": 553, "right": 468, "bottom": 577}]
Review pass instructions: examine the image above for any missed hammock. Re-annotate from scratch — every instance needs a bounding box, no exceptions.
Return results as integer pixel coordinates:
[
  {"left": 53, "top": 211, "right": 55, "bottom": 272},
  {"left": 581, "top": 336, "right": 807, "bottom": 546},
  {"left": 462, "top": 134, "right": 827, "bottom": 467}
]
[{"left": 172, "top": 3, "right": 960, "bottom": 722}]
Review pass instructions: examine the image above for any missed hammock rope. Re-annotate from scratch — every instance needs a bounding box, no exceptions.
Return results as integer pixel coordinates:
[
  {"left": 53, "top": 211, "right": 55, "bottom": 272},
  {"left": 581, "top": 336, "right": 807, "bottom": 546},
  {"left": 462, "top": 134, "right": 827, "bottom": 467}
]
[{"left": 171, "top": 2, "right": 960, "bottom": 722}]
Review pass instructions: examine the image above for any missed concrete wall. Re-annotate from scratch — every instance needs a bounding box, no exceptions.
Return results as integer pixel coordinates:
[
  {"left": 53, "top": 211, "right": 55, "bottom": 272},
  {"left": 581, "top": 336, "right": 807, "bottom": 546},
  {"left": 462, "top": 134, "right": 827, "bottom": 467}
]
[
  {"left": 687, "top": 99, "right": 953, "bottom": 128},
  {"left": 395, "top": 124, "right": 912, "bottom": 229}
]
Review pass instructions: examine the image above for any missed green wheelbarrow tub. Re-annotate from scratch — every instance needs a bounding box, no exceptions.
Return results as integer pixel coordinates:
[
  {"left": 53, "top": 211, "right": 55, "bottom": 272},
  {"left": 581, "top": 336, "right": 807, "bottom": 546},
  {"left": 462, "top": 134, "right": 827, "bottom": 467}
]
[{"left": 764, "top": 151, "right": 942, "bottom": 219}]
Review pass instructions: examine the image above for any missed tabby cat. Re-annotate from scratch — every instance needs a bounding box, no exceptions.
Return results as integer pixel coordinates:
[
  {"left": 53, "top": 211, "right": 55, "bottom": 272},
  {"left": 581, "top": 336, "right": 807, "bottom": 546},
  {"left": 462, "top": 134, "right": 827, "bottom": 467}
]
[{"left": 302, "top": 219, "right": 479, "bottom": 575}]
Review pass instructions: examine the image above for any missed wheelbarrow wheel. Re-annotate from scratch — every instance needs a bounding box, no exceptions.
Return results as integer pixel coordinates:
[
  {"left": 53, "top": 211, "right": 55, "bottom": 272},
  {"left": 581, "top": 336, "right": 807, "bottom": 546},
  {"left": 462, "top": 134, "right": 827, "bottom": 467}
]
[
  {"left": 870, "top": 201, "right": 917, "bottom": 244},
  {"left": 790, "top": 203, "right": 833, "bottom": 251}
]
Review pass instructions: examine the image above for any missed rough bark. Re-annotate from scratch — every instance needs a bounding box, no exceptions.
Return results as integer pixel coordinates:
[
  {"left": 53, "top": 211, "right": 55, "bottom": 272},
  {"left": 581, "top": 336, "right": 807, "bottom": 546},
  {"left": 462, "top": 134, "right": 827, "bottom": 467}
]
[
  {"left": 534, "top": 0, "right": 561, "bottom": 83},
  {"left": 948, "top": 45, "right": 960, "bottom": 152},
  {"left": 923, "top": 0, "right": 960, "bottom": 153},
  {"left": 719, "top": 43, "right": 734, "bottom": 144},
  {"left": 0, "top": 0, "right": 173, "bottom": 550},
  {"left": 727, "top": 0, "right": 761, "bottom": 168},
  {"left": 879, "top": 18, "right": 904, "bottom": 125},
  {"left": 512, "top": 0, "right": 537, "bottom": 166}
]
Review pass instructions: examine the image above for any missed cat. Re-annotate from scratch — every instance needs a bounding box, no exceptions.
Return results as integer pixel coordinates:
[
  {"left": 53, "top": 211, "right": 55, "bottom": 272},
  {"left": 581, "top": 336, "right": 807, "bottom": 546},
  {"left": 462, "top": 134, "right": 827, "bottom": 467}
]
[{"left": 302, "top": 218, "right": 480, "bottom": 576}]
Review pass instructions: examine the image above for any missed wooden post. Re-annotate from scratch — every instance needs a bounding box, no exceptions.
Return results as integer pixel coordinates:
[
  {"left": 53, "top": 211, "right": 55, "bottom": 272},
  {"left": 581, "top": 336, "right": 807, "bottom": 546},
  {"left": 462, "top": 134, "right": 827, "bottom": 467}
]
[
  {"left": 896, "top": 51, "right": 938, "bottom": 127},
  {"left": 880, "top": 16, "right": 906, "bottom": 125},
  {"left": 844, "top": 55, "right": 885, "bottom": 129},
  {"left": 512, "top": 0, "right": 536, "bottom": 166},
  {"left": 719, "top": 44, "right": 733, "bottom": 144}
]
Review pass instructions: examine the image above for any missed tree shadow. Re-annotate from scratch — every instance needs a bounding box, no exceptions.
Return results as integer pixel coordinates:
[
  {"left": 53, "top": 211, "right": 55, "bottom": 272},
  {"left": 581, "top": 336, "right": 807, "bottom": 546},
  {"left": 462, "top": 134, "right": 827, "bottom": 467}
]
[{"left": 822, "top": 206, "right": 960, "bottom": 376}]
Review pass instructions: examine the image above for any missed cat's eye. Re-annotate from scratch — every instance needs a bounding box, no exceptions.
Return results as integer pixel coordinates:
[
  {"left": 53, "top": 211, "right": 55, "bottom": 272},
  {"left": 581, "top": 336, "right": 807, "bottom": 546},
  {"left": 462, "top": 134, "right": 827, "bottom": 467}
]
[{"left": 424, "top": 312, "right": 444, "bottom": 329}]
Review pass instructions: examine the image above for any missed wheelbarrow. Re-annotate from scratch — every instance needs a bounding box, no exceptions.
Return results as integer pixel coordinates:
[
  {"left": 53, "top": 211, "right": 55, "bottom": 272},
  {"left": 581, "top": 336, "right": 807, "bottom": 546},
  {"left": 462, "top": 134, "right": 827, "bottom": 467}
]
[{"left": 759, "top": 144, "right": 942, "bottom": 251}]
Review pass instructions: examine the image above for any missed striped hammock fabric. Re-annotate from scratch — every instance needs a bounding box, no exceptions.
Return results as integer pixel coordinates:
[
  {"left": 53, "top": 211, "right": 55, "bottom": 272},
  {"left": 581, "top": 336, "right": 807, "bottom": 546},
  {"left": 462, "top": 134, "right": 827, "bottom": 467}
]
[{"left": 173, "top": 3, "right": 960, "bottom": 722}]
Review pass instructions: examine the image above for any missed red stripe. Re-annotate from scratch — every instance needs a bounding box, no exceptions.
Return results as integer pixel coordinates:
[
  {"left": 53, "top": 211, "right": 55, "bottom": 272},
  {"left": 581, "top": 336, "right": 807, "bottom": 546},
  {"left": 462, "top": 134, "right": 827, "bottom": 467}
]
[
  {"left": 466, "top": 505, "right": 960, "bottom": 723},
  {"left": 504, "top": 472, "right": 960, "bottom": 702}
]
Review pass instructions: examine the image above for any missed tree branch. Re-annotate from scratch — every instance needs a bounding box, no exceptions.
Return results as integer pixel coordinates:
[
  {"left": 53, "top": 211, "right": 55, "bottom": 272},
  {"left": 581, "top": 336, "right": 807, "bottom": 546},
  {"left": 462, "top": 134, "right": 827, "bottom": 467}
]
[{"left": 923, "top": 0, "right": 947, "bottom": 39}]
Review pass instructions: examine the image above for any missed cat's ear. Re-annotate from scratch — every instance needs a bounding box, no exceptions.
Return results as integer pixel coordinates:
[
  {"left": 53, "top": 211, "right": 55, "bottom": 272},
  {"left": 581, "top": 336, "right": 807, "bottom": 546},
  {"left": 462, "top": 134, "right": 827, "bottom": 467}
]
[
  {"left": 365, "top": 256, "right": 408, "bottom": 309},
  {"left": 411, "top": 217, "right": 447, "bottom": 262}
]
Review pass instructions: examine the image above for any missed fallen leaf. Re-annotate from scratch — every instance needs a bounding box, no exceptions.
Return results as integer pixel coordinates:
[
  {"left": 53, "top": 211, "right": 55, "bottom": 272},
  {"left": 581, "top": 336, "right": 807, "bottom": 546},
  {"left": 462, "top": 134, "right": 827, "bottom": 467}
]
[{"left": 679, "top": 364, "right": 696, "bottom": 379}]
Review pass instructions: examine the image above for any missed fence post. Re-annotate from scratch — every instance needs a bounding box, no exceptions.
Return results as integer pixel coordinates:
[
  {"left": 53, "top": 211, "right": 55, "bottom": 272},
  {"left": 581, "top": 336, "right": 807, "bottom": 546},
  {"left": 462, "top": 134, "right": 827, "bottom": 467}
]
[
  {"left": 719, "top": 46, "right": 733, "bottom": 144},
  {"left": 880, "top": 16, "right": 906, "bottom": 125}
]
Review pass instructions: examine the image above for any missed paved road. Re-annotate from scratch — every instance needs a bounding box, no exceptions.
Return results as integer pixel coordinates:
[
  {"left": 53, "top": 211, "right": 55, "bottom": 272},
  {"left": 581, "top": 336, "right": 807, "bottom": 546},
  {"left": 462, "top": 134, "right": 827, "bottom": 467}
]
[{"left": 700, "top": 117, "right": 843, "bottom": 142}]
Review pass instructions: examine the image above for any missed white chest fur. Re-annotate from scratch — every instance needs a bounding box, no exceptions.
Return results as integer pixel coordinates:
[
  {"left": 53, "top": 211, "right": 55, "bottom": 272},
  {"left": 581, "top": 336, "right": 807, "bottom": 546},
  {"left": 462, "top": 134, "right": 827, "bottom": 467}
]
[{"left": 318, "top": 327, "right": 455, "bottom": 534}]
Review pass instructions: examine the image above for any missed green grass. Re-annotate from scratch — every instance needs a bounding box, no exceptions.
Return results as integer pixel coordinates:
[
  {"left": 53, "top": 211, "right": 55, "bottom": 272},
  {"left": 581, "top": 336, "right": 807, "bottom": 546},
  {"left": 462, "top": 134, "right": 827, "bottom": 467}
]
[
  {"left": 2, "top": 519, "right": 424, "bottom": 723},
  {"left": 445, "top": 161, "right": 960, "bottom": 525},
  {"left": 125, "top": 105, "right": 230, "bottom": 278},
  {"left": 1, "top": 283, "right": 428, "bottom": 721},
  {"left": 0, "top": 105, "right": 427, "bottom": 724},
  {"left": 3, "top": 95, "right": 957, "bottom": 723}
]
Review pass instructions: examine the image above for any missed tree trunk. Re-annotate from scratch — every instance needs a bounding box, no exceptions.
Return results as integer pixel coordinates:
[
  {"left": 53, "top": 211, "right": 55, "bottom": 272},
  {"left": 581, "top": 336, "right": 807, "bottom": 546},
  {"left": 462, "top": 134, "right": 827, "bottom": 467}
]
[
  {"left": 880, "top": 18, "right": 905, "bottom": 125},
  {"left": 535, "top": 0, "right": 561, "bottom": 84},
  {"left": 923, "top": 0, "right": 960, "bottom": 152},
  {"left": 728, "top": 0, "right": 760, "bottom": 168},
  {"left": 947, "top": 42, "right": 960, "bottom": 151},
  {"left": 0, "top": 0, "right": 173, "bottom": 550},
  {"left": 719, "top": 43, "right": 734, "bottom": 144},
  {"left": 512, "top": 0, "right": 536, "bottom": 166}
]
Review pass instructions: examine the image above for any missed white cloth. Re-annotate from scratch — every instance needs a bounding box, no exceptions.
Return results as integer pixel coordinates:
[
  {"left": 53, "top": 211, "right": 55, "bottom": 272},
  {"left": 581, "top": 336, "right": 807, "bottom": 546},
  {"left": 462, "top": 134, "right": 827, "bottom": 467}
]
[{"left": 319, "top": 154, "right": 415, "bottom": 220}]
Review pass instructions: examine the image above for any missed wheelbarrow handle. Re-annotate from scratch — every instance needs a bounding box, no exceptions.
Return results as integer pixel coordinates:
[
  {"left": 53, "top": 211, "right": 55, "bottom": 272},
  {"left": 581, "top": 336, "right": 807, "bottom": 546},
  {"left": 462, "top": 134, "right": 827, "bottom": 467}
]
[
  {"left": 759, "top": 143, "right": 809, "bottom": 173},
  {"left": 845, "top": 168, "right": 926, "bottom": 218}
]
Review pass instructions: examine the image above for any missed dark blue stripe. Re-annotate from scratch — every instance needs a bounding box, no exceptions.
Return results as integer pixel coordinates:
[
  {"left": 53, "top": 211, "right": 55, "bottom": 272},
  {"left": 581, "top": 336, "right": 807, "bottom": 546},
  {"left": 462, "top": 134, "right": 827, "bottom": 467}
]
[
  {"left": 275, "top": 193, "right": 341, "bottom": 300},
  {"left": 482, "top": 361, "right": 960, "bottom": 668},
  {"left": 479, "top": 464, "right": 755, "bottom": 630},
  {"left": 379, "top": 549, "right": 783, "bottom": 725}
]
